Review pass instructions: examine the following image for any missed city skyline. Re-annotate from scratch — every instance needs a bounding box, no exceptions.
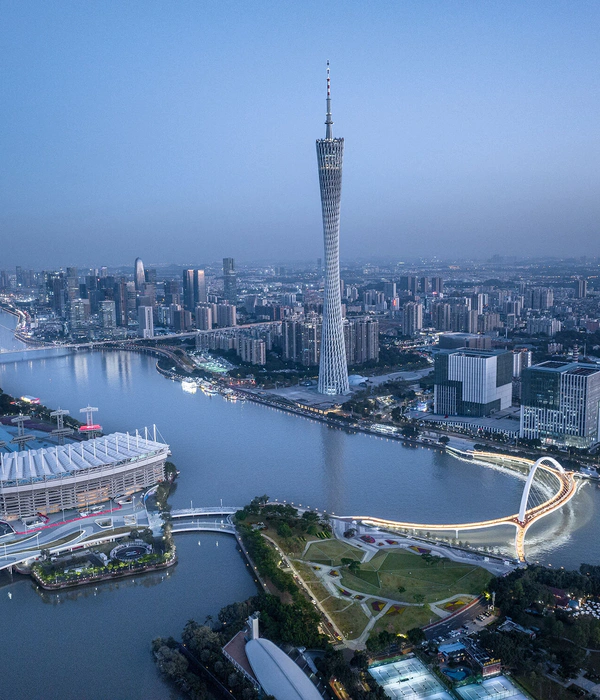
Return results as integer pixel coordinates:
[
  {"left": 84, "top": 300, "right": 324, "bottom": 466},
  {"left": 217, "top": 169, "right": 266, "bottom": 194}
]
[{"left": 2, "top": 1, "right": 600, "bottom": 268}]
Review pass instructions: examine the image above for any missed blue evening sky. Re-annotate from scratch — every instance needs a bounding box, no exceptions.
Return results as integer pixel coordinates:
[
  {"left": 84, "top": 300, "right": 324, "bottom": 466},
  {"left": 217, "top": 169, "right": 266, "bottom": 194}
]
[{"left": 1, "top": 1, "right": 599, "bottom": 267}]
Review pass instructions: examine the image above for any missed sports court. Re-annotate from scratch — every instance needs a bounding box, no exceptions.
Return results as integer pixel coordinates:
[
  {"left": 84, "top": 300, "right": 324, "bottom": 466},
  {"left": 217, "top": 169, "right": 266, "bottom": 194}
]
[
  {"left": 368, "top": 656, "right": 453, "bottom": 700},
  {"left": 456, "top": 676, "right": 526, "bottom": 700}
]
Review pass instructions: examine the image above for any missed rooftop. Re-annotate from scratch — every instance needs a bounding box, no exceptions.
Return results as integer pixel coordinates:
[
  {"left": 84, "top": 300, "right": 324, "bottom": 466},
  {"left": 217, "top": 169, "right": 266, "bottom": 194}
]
[
  {"left": 0, "top": 431, "right": 169, "bottom": 485},
  {"left": 530, "top": 361, "right": 600, "bottom": 375},
  {"left": 245, "top": 638, "right": 321, "bottom": 700}
]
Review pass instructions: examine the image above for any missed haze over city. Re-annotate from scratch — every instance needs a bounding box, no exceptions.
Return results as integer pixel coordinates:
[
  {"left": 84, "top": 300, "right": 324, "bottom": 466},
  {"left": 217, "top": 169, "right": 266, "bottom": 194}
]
[{"left": 2, "top": 0, "right": 599, "bottom": 268}]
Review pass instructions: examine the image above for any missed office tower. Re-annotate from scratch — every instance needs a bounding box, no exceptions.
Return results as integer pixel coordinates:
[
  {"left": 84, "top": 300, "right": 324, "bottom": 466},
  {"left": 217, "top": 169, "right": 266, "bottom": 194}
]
[
  {"left": 438, "top": 333, "right": 492, "bottom": 351},
  {"left": 434, "top": 349, "right": 513, "bottom": 417},
  {"left": 99, "top": 300, "right": 116, "bottom": 329},
  {"left": 113, "top": 282, "right": 128, "bottom": 326},
  {"left": 383, "top": 282, "right": 396, "bottom": 300},
  {"left": 46, "top": 272, "right": 67, "bottom": 316},
  {"left": 138, "top": 306, "right": 154, "bottom": 338},
  {"left": 134, "top": 258, "right": 145, "bottom": 291},
  {"left": 402, "top": 302, "right": 423, "bottom": 336},
  {"left": 520, "top": 362, "right": 600, "bottom": 447},
  {"left": 195, "top": 305, "right": 213, "bottom": 330},
  {"left": 419, "top": 277, "right": 430, "bottom": 294},
  {"left": 316, "top": 62, "right": 349, "bottom": 395},
  {"left": 223, "top": 258, "right": 237, "bottom": 303},
  {"left": 164, "top": 279, "right": 181, "bottom": 306},
  {"left": 66, "top": 267, "right": 80, "bottom": 302},
  {"left": 69, "top": 299, "right": 90, "bottom": 329},
  {"left": 145, "top": 268, "right": 157, "bottom": 285},
  {"left": 183, "top": 269, "right": 207, "bottom": 310}
]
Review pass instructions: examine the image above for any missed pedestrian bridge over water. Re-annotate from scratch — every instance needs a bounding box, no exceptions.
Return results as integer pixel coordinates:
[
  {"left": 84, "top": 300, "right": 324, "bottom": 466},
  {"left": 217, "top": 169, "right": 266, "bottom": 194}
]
[{"left": 340, "top": 452, "right": 578, "bottom": 562}]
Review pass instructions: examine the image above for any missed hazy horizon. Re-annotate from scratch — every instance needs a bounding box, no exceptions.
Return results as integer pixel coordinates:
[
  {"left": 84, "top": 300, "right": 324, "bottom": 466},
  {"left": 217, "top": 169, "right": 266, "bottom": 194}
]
[{"left": 2, "top": 1, "right": 599, "bottom": 268}]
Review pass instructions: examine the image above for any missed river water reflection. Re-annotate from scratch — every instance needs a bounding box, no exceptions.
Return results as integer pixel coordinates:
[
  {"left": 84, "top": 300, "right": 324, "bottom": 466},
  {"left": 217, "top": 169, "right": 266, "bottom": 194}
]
[{"left": 0, "top": 312, "right": 599, "bottom": 698}]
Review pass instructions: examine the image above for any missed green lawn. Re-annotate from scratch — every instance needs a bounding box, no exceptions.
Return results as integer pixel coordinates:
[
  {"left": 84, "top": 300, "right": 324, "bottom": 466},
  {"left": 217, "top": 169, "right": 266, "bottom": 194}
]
[
  {"left": 370, "top": 605, "right": 438, "bottom": 637},
  {"left": 302, "top": 539, "right": 364, "bottom": 566},
  {"left": 339, "top": 548, "right": 491, "bottom": 603},
  {"left": 320, "top": 596, "right": 370, "bottom": 640}
]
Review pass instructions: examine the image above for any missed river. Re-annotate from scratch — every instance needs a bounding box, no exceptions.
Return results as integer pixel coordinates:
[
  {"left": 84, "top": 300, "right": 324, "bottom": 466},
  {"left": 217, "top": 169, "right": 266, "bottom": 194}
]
[{"left": 0, "top": 311, "right": 599, "bottom": 698}]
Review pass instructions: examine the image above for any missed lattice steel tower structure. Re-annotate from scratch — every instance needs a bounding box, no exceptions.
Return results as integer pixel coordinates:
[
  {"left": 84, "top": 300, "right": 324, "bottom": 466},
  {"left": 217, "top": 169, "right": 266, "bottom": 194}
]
[{"left": 316, "top": 62, "right": 349, "bottom": 395}]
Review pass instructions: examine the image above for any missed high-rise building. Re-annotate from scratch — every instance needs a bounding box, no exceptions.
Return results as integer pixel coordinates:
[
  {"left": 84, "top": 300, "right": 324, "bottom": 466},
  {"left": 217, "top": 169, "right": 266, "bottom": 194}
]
[
  {"left": 138, "top": 306, "right": 154, "bottom": 338},
  {"left": 383, "top": 282, "right": 396, "bottom": 300},
  {"left": 134, "top": 258, "right": 145, "bottom": 291},
  {"left": 113, "top": 282, "right": 128, "bottom": 326},
  {"left": 353, "top": 318, "right": 379, "bottom": 364},
  {"left": 70, "top": 299, "right": 90, "bottom": 329},
  {"left": 223, "top": 258, "right": 237, "bottom": 303},
  {"left": 46, "top": 272, "right": 67, "bottom": 316},
  {"left": 183, "top": 269, "right": 207, "bottom": 310},
  {"left": 520, "top": 361, "right": 600, "bottom": 447},
  {"left": 400, "top": 276, "right": 418, "bottom": 295},
  {"left": 66, "top": 267, "right": 80, "bottom": 303},
  {"left": 402, "top": 302, "right": 423, "bottom": 336},
  {"left": 216, "top": 303, "right": 237, "bottom": 328},
  {"left": 431, "top": 277, "right": 444, "bottom": 294},
  {"left": 316, "top": 63, "right": 349, "bottom": 395},
  {"left": 195, "top": 304, "right": 212, "bottom": 331},
  {"left": 434, "top": 349, "right": 513, "bottom": 417},
  {"left": 99, "top": 300, "right": 116, "bottom": 329}
]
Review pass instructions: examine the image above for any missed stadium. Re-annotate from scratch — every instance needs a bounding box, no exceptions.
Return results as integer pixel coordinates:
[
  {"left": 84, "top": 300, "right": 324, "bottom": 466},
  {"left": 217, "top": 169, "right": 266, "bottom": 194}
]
[{"left": 0, "top": 431, "right": 169, "bottom": 520}]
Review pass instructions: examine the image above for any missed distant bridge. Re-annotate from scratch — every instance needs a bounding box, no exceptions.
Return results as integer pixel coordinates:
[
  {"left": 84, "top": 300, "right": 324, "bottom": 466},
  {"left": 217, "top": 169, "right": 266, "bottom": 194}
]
[
  {"left": 171, "top": 522, "right": 236, "bottom": 535},
  {"left": 0, "top": 319, "right": 282, "bottom": 360},
  {"left": 340, "top": 454, "right": 577, "bottom": 562},
  {"left": 170, "top": 508, "right": 241, "bottom": 518}
]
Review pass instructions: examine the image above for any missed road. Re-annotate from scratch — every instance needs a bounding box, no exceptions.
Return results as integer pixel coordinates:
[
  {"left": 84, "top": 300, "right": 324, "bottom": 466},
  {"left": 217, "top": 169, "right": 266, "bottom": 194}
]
[{"left": 424, "top": 598, "right": 487, "bottom": 640}]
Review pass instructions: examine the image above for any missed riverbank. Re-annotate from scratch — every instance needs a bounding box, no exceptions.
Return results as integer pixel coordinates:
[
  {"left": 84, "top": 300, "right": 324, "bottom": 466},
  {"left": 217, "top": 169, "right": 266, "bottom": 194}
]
[{"left": 31, "top": 549, "right": 177, "bottom": 590}]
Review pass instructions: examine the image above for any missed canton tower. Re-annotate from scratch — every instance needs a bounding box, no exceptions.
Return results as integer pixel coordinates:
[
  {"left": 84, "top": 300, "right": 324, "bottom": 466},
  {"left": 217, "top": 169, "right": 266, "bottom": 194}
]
[{"left": 316, "top": 62, "right": 349, "bottom": 395}]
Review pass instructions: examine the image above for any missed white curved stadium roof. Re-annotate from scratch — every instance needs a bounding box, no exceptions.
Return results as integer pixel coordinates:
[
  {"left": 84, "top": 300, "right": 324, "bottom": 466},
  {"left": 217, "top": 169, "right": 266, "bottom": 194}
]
[
  {"left": 0, "top": 432, "right": 168, "bottom": 484},
  {"left": 245, "top": 638, "right": 321, "bottom": 700}
]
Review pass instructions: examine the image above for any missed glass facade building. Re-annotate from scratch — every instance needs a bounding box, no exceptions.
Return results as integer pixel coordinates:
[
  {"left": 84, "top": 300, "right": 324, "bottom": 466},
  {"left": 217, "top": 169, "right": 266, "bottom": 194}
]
[{"left": 521, "top": 361, "right": 600, "bottom": 447}]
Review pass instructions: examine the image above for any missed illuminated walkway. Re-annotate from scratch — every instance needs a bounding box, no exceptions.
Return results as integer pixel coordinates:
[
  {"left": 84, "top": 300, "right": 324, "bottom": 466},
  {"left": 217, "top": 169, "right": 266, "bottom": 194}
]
[{"left": 340, "top": 453, "right": 578, "bottom": 563}]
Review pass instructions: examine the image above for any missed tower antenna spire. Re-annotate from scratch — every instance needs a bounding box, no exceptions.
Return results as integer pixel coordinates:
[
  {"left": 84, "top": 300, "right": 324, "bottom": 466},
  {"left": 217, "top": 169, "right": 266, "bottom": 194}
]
[{"left": 325, "top": 60, "right": 333, "bottom": 139}]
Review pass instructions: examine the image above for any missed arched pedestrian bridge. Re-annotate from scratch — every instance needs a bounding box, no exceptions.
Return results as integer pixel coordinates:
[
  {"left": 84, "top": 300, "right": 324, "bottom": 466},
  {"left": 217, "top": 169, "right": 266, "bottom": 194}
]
[{"left": 341, "top": 452, "right": 578, "bottom": 562}]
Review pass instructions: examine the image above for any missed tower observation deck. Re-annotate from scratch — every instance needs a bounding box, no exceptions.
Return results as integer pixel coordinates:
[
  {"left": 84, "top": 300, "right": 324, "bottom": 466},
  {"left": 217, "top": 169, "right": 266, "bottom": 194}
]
[{"left": 316, "top": 62, "right": 349, "bottom": 395}]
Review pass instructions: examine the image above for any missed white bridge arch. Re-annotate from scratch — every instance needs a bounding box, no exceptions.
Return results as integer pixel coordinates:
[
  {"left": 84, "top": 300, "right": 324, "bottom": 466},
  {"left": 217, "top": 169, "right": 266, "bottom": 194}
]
[
  {"left": 517, "top": 456, "right": 565, "bottom": 523},
  {"left": 341, "top": 451, "right": 578, "bottom": 562}
]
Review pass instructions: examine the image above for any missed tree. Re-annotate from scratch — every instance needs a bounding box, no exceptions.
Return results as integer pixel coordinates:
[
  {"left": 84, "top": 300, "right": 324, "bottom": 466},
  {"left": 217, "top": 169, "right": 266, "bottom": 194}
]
[
  {"left": 438, "top": 435, "right": 450, "bottom": 445},
  {"left": 407, "top": 627, "right": 426, "bottom": 645},
  {"left": 413, "top": 593, "right": 425, "bottom": 604},
  {"left": 276, "top": 522, "right": 293, "bottom": 539},
  {"left": 348, "top": 560, "right": 361, "bottom": 575}
]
